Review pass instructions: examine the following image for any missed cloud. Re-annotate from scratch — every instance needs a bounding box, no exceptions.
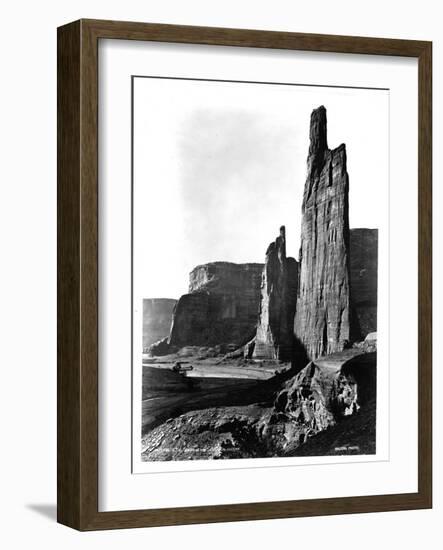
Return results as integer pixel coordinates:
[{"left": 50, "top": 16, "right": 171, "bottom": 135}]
[{"left": 177, "top": 108, "right": 304, "bottom": 264}]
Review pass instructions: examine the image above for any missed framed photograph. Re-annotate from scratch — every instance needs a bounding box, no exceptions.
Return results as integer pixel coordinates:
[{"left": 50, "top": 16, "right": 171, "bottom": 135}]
[{"left": 57, "top": 19, "right": 432, "bottom": 530}]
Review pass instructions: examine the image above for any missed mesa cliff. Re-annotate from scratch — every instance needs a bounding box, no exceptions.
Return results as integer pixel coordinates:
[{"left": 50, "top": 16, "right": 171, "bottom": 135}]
[
  {"left": 143, "top": 298, "right": 176, "bottom": 349},
  {"left": 294, "top": 106, "right": 352, "bottom": 360},
  {"left": 350, "top": 228, "right": 378, "bottom": 339},
  {"left": 166, "top": 262, "right": 264, "bottom": 349}
]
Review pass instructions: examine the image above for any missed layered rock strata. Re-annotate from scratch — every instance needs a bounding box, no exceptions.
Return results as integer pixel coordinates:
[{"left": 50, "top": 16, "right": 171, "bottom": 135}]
[
  {"left": 252, "top": 226, "right": 298, "bottom": 361},
  {"left": 350, "top": 228, "right": 378, "bottom": 339},
  {"left": 166, "top": 262, "right": 264, "bottom": 349},
  {"left": 142, "top": 298, "right": 176, "bottom": 349},
  {"left": 294, "top": 106, "right": 352, "bottom": 360}
]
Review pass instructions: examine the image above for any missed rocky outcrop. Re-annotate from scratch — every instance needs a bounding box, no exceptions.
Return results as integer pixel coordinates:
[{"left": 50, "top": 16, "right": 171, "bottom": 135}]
[
  {"left": 350, "top": 228, "right": 378, "bottom": 339},
  {"left": 294, "top": 106, "right": 352, "bottom": 360},
  {"left": 353, "top": 332, "right": 377, "bottom": 354},
  {"left": 143, "top": 298, "right": 176, "bottom": 349},
  {"left": 167, "top": 262, "right": 264, "bottom": 350},
  {"left": 141, "top": 350, "right": 376, "bottom": 459},
  {"left": 268, "top": 349, "right": 376, "bottom": 454},
  {"left": 148, "top": 337, "right": 172, "bottom": 356},
  {"left": 286, "top": 397, "right": 376, "bottom": 456},
  {"left": 187, "top": 262, "right": 264, "bottom": 295},
  {"left": 252, "top": 226, "right": 298, "bottom": 361},
  {"left": 142, "top": 404, "right": 272, "bottom": 461}
]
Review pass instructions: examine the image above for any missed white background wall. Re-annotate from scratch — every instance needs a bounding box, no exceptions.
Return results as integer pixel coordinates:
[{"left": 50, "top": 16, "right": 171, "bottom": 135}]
[{"left": 0, "top": 0, "right": 440, "bottom": 547}]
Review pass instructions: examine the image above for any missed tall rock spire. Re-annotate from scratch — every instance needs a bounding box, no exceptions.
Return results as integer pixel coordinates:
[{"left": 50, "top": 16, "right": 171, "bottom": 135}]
[
  {"left": 308, "top": 104, "right": 328, "bottom": 158},
  {"left": 294, "top": 106, "right": 352, "bottom": 360},
  {"left": 253, "top": 226, "right": 298, "bottom": 361}
]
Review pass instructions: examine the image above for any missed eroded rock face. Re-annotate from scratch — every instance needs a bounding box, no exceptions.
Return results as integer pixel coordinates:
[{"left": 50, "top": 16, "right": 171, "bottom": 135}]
[
  {"left": 167, "top": 262, "right": 263, "bottom": 349},
  {"left": 143, "top": 299, "right": 176, "bottom": 349},
  {"left": 268, "top": 350, "right": 376, "bottom": 454},
  {"left": 294, "top": 106, "right": 351, "bottom": 360},
  {"left": 350, "top": 228, "right": 378, "bottom": 339},
  {"left": 253, "top": 227, "right": 298, "bottom": 361}
]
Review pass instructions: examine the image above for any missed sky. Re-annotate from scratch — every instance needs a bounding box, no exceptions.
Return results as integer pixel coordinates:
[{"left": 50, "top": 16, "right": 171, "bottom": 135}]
[{"left": 133, "top": 77, "right": 389, "bottom": 300}]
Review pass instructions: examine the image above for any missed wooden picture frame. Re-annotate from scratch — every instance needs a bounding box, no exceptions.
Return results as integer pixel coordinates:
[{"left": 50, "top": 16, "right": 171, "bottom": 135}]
[{"left": 57, "top": 19, "right": 432, "bottom": 530}]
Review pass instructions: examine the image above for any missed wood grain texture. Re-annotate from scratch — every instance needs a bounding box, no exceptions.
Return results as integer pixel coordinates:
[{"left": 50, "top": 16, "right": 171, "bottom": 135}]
[
  {"left": 57, "top": 19, "right": 432, "bottom": 531},
  {"left": 83, "top": 18, "right": 429, "bottom": 56},
  {"left": 57, "top": 20, "right": 81, "bottom": 528},
  {"left": 417, "top": 42, "right": 432, "bottom": 506}
]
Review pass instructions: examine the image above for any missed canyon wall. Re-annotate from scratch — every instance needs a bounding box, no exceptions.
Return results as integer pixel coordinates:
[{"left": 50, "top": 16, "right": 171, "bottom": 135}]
[
  {"left": 294, "top": 106, "right": 352, "bottom": 360},
  {"left": 167, "top": 262, "right": 263, "bottom": 348},
  {"left": 350, "top": 228, "right": 378, "bottom": 338},
  {"left": 252, "top": 226, "right": 298, "bottom": 361},
  {"left": 142, "top": 298, "right": 176, "bottom": 349},
  {"left": 147, "top": 108, "right": 378, "bottom": 361}
]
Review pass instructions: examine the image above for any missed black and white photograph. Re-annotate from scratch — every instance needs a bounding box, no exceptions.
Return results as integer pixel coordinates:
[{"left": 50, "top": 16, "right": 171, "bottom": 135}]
[
  {"left": 133, "top": 77, "right": 388, "bottom": 465},
  {"left": 1, "top": 0, "right": 436, "bottom": 541}
]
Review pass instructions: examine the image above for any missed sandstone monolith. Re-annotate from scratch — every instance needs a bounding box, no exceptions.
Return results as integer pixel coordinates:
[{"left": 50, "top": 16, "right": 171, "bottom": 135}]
[
  {"left": 253, "top": 227, "right": 298, "bottom": 361},
  {"left": 294, "top": 106, "right": 351, "bottom": 360}
]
